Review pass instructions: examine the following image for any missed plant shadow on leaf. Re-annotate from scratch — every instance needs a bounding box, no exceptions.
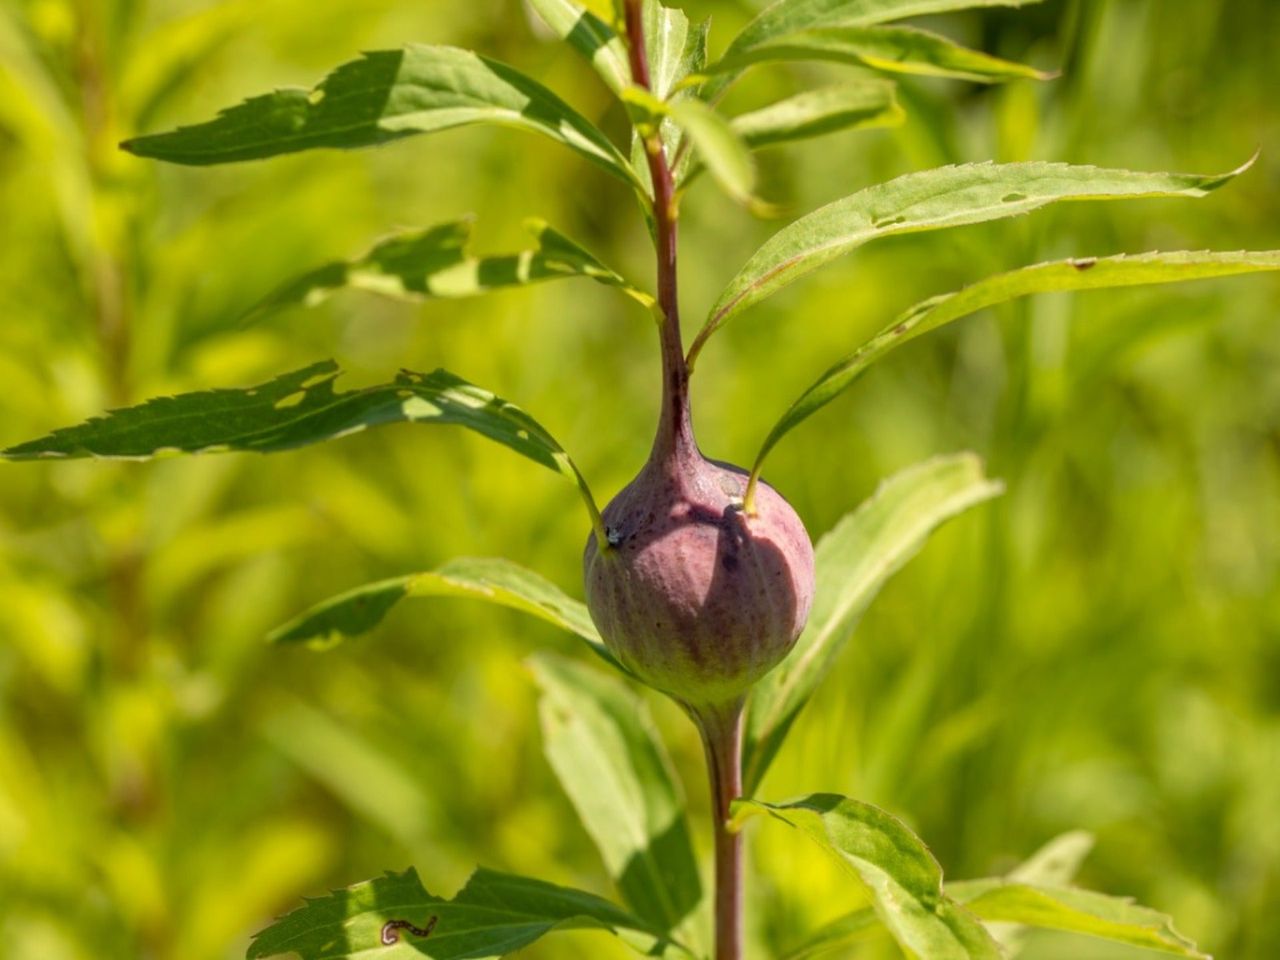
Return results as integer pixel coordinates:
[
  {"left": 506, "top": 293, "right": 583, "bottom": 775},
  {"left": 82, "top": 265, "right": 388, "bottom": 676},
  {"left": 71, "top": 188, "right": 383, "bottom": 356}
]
[
  {"left": 247, "top": 866, "right": 686, "bottom": 959},
  {"left": 615, "top": 811, "right": 703, "bottom": 935}
]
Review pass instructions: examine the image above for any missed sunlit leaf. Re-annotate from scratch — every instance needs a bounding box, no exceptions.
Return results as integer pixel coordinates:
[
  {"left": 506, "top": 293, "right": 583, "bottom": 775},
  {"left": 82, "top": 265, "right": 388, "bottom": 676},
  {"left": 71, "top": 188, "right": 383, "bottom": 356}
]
[
  {"left": 629, "top": 0, "right": 711, "bottom": 191},
  {"left": 532, "top": 654, "right": 703, "bottom": 943},
  {"left": 644, "top": 0, "right": 707, "bottom": 101},
  {"left": 712, "top": 26, "right": 1048, "bottom": 84},
  {"left": 743, "top": 453, "right": 1003, "bottom": 793},
  {"left": 701, "top": 0, "right": 1045, "bottom": 99},
  {"left": 724, "top": 0, "right": 1046, "bottom": 55},
  {"left": 269, "top": 556, "right": 611, "bottom": 663},
  {"left": 953, "top": 882, "right": 1208, "bottom": 957},
  {"left": 735, "top": 795, "right": 1002, "bottom": 960},
  {"left": 3, "top": 361, "right": 557, "bottom": 469},
  {"left": 781, "top": 830, "right": 1094, "bottom": 960},
  {"left": 248, "top": 218, "right": 652, "bottom": 318},
  {"left": 246, "top": 866, "right": 688, "bottom": 959},
  {"left": 1003, "top": 831, "right": 1095, "bottom": 886},
  {"left": 780, "top": 908, "right": 880, "bottom": 960},
  {"left": 752, "top": 249, "right": 1280, "bottom": 472},
  {"left": 667, "top": 98, "right": 757, "bottom": 205},
  {"left": 690, "top": 157, "right": 1254, "bottom": 363},
  {"left": 731, "top": 79, "right": 903, "bottom": 148},
  {"left": 526, "top": 0, "right": 631, "bottom": 93},
  {"left": 121, "top": 45, "right": 640, "bottom": 188},
  {"left": 1, "top": 361, "right": 605, "bottom": 539}
]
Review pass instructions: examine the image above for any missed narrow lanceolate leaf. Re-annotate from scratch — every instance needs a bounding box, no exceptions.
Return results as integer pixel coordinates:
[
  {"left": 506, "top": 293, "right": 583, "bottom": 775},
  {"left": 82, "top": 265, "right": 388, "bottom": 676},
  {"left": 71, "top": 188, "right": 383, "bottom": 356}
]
[
  {"left": 951, "top": 831, "right": 1094, "bottom": 957},
  {"left": 690, "top": 157, "right": 1254, "bottom": 362},
  {"left": 644, "top": 0, "right": 707, "bottom": 101},
  {"left": 1, "top": 362, "right": 559, "bottom": 468},
  {"left": 121, "top": 44, "right": 640, "bottom": 188},
  {"left": 630, "top": 1, "right": 710, "bottom": 191},
  {"left": 249, "top": 218, "right": 651, "bottom": 318},
  {"left": 753, "top": 250, "right": 1280, "bottom": 472},
  {"left": 732, "top": 79, "right": 903, "bottom": 149},
  {"left": 743, "top": 453, "right": 1003, "bottom": 793},
  {"left": 725, "top": 0, "right": 1046, "bottom": 58},
  {"left": 736, "top": 795, "right": 1002, "bottom": 960},
  {"left": 667, "top": 98, "right": 757, "bottom": 205},
  {"left": 948, "top": 883, "right": 1208, "bottom": 957},
  {"left": 246, "top": 866, "right": 687, "bottom": 959},
  {"left": 712, "top": 26, "right": 1048, "bottom": 84},
  {"left": 1002, "top": 831, "right": 1095, "bottom": 887},
  {"left": 2, "top": 361, "right": 605, "bottom": 540},
  {"left": 526, "top": 0, "right": 631, "bottom": 93},
  {"left": 532, "top": 655, "right": 703, "bottom": 944},
  {"left": 952, "top": 831, "right": 1203, "bottom": 957},
  {"left": 781, "top": 831, "right": 1093, "bottom": 960},
  {"left": 269, "top": 555, "right": 609, "bottom": 656}
]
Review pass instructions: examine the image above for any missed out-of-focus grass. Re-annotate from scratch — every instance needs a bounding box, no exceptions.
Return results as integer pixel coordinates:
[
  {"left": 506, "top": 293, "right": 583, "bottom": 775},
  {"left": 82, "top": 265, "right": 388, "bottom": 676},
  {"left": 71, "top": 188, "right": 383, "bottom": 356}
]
[{"left": 0, "top": 1, "right": 1276, "bottom": 958}]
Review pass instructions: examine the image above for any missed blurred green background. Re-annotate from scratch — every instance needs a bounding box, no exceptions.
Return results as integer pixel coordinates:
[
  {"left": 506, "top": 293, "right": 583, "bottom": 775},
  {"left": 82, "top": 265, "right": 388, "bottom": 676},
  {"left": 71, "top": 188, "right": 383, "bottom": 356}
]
[{"left": 1, "top": 0, "right": 1277, "bottom": 957}]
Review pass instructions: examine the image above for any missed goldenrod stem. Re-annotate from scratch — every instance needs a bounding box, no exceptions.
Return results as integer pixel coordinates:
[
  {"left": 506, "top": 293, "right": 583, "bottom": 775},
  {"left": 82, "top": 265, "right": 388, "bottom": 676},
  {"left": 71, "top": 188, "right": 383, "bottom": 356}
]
[{"left": 694, "top": 700, "right": 746, "bottom": 960}]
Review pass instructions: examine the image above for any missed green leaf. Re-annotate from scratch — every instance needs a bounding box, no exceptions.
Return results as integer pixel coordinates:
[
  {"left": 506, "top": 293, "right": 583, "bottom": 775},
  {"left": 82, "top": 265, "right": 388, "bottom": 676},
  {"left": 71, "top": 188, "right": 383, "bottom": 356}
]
[
  {"left": 2, "top": 361, "right": 606, "bottom": 541},
  {"left": 731, "top": 79, "right": 904, "bottom": 149},
  {"left": 121, "top": 44, "right": 640, "bottom": 189},
  {"left": 949, "top": 830, "right": 1093, "bottom": 957},
  {"left": 698, "top": 0, "right": 1046, "bottom": 100},
  {"left": 667, "top": 98, "right": 758, "bottom": 205},
  {"left": 2, "top": 361, "right": 558, "bottom": 468},
  {"left": 248, "top": 218, "right": 652, "bottom": 318},
  {"left": 780, "top": 831, "right": 1093, "bottom": 960},
  {"left": 526, "top": 0, "right": 631, "bottom": 93},
  {"left": 246, "top": 865, "right": 687, "bottom": 959},
  {"left": 531, "top": 654, "right": 703, "bottom": 944},
  {"left": 742, "top": 453, "right": 1003, "bottom": 793},
  {"left": 644, "top": 0, "right": 707, "bottom": 101},
  {"left": 736, "top": 795, "right": 1002, "bottom": 960},
  {"left": 954, "top": 831, "right": 1205, "bottom": 956},
  {"left": 752, "top": 249, "right": 1280, "bottom": 473},
  {"left": 955, "top": 883, "right": 1208, "bottom": 957},
  {"left": 629, "top": 1, "right": 710, "bottom": 191},
  {"left": 780, "top": 908, "right": 881, "bottom": 960},
  {"left": 1000, "top": 831, "right": 1095, "bottom": 886},
  {"left": 712, "top": 26, "right": 1048, "bottom": 84},
  {"left": 690, "top": 157, "right": 1254, "bottom": 363},
  {"left": 269, "top": 555, "right": 605, "bottom": 653},
  {"left": 725, "top": 0, "right": 1046, "bottom": 57},
  {"left": 948, "top": 831, "right": 1206, "bottom": 958}
]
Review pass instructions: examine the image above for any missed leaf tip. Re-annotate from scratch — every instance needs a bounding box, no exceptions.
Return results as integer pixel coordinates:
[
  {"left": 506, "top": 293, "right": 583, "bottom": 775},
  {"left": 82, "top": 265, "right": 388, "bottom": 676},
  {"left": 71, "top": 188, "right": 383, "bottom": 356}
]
[{"left": 1203, "top": 149, "right": 1261, "bottom": 191}]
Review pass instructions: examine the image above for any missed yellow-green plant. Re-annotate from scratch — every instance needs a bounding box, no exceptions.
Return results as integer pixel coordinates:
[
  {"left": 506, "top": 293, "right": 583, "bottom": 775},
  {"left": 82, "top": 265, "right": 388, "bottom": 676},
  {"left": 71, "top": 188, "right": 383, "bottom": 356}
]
[{"left": 5, "top": 1, "right": 1277, "bottom": 959}]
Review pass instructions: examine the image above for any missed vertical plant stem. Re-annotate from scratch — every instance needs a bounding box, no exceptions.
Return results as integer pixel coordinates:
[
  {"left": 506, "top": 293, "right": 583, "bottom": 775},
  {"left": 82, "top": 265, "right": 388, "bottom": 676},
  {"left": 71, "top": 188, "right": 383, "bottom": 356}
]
[
  {"left": 623, "top": 5, "right": 743, "bottom": 957},
  {"left": 623, "top": 0, "right": 695, "bottom": 465},
  {"left": 695, "top": 700, "right": 746, "bottom": 960}
]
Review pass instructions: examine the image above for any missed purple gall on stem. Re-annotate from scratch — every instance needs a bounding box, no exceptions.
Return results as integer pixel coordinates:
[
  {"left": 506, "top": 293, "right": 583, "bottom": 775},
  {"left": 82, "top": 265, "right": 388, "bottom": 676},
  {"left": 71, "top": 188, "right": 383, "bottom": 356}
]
[{"left": 582, "top": 423, "right": 815, "bottom": 709}]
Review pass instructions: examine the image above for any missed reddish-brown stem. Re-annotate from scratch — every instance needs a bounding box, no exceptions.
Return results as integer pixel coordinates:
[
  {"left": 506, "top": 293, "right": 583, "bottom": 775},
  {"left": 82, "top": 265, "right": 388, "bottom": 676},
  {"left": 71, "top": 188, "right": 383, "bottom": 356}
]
[
  {"left": 694, "top": 700, "right": 746, "bottom": 960},
  {"left": 623, "top": 7, "right": 742, "bottom": 959},
  {"left": 623, "top": 0, "right": 695, "bottom": 467}
]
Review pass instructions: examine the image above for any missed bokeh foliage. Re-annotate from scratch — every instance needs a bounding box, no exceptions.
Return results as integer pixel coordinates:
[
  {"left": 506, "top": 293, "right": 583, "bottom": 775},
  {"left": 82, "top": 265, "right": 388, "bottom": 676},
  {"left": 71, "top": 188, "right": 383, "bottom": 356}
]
[{"left": 0, "top": 1, "right": 1276, "bottom": 958}]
